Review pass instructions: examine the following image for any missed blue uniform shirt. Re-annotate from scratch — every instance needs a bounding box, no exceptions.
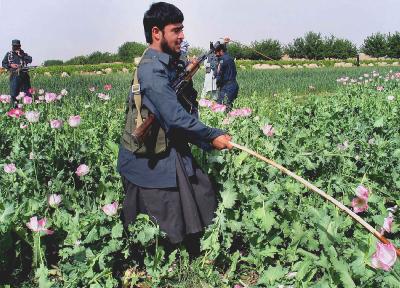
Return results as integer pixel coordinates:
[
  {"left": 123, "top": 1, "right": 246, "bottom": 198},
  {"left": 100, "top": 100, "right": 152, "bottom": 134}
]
[
  {"left": 2, "top": 51, "right": 32, "bottom": 71},
  {"left": 117, "top": 48, "right": 224, "bottom": 189},
  {"left": 215, "top": 53, "right": 237, "bottom": 87}
]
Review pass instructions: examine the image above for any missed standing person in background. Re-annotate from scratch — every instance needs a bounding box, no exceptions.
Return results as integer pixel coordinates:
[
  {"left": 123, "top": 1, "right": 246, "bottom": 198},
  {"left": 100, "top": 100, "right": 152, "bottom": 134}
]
[
  {"left": 214, "top": 38, "right": 239, "bottom": 112},
  {"left": 2, "top": 40, "right": 33, "bottom": 107},
  {"left": 201, "top": 50, "right": 218, "bottom": 99}
]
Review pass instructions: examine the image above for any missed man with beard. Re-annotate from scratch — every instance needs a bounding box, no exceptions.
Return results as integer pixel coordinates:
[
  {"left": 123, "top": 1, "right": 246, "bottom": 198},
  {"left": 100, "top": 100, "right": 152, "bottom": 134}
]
[
  {"left": 2, "top": 39, "right": 33, "bottom": 107},
  {"left": 117, "top": 2, "right": 232, "bottom": 255}
]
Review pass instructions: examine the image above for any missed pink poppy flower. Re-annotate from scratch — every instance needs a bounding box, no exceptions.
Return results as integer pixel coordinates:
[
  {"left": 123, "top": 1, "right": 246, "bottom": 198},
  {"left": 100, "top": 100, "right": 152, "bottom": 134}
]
[
  {"left": 7, "top": 108, "right": 24, "bottom": 118},
  {"left": 228, "top": 108, "right": 252, "bottom": 117},
  {"left": 26, "top": 216, "right": 54, "bottom": 235},
  {"left": 4, "top": 163, "right": 16, "bottom": 173},
  {"left": 211, "top": 103, "right": 226, "bottom": 112},
  {"left": 104, "top": 84, "right": 112, "bottom": 91},
  {"left": 23, "top": 96, "right": 32, "bottom": 104},
  {"left": 371, "top": 242, "right": 397, "bottom": 271},
  {"left": 20, "top": 123, "right": 28, "bottom": 129},
  {"left": 351, "top": 197, "right": 368, "bottom": 213},
  {"left": 102, "top": 202, "right": 119, "bottom": 216},
  {"left": 0, "top": 94, "right": 11, "bottom": 103},
  {"left": 60, "top": 89, "right": 68, "bottom": 96},
  {"left": 48, "top": 194, "right": 62, "bottom": 207},
  {"left": 381, "top": 213, "right": 394, "bottom": 234},
  {"left": 262, "top": 124, "right": 275, "bottom": 137},
  {"left": 89, "top": 86, "right": 96, "bottom": 92},
  {"left": 356, "top": 185, "right": 369, "bottom": 200},
  {"left": 75, "top": 164, "right": 90, "bottom": 177},
  {"left": 376, "top": 86, "right": 384, "bottom": 91},
  {"left": 198, "top": 98, "right": 213, "bottom": 107},
  {"left": 25, "top": 111, "right": 40, "bottom": 123},
  {"left": 50, "top": 119, "right": 63, "bottom": 129},
  {"left": 44, "top": 92, "right": 57, "bottom": 103},
  {"left": 28, "top": 87, "right": 36, "bottom": 95},
  {"left": 337, "top": 140, "right": 349, "bottom": 150},
  {"left": 222, "top": 117, "right": 232, "bottom": 125},
  {"left": 97, "top": 93, "right": 110, "bottom": 101},
  {"left": 68, "top": 115, "right": 81, "bottom": 127},
  {"left": 16, "top": 92, "right": 25, "bottom": 100}
]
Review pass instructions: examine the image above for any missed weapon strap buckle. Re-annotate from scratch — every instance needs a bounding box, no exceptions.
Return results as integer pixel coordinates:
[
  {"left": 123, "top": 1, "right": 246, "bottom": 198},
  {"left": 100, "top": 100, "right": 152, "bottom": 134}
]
[{"left": 131, "top": 84, "right": 140, "bottom": 94}]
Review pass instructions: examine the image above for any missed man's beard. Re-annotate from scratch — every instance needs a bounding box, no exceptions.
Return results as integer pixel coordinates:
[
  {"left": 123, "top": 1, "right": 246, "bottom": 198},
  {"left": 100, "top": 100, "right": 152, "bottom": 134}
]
[{"left": 161, "top": 37, "right": 180, "bottom": 58}]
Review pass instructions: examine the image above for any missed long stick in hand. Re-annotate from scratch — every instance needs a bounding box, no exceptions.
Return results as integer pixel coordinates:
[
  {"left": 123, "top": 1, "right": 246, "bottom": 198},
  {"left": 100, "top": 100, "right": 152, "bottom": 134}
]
[{"left": 229, "top": 141, "right": 400, "bottom": 257}]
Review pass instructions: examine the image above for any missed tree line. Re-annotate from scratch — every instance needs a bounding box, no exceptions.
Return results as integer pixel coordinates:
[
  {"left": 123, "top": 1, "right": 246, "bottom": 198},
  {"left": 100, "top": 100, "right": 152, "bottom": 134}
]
[{"left": 43, "top": 31, "right": 400, "bottom": 66}]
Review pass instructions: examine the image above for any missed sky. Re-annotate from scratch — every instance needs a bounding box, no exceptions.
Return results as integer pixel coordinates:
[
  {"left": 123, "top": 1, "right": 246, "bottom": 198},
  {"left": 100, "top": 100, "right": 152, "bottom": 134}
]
[{"left": 1, "top": 0, "right": 399, "bottom": 65}]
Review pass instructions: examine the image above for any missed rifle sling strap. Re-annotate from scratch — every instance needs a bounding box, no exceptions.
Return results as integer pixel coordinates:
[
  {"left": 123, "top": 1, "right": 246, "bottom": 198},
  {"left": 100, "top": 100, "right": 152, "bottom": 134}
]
[
  {"left": 132, "top": 69, "right": 142, "bottom": 128},
  {"left": 131, "top": 56, "right": 152, "bottom": 129}
]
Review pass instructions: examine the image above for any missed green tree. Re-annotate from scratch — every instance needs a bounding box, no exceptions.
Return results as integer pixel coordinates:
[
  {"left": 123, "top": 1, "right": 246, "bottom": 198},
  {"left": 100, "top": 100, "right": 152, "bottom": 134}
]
[
  {"left": 43, "top": 60, "right": 64, "bottom": 66},
  {"left": 86, "top": 51, "right": 119, "bottom": 64},
  {"left": 226, "top": 42, "right": 252, "bottom": 59},
  {"left": 250, "top": 39, "right": 283, "bottom": 60},
  {"left": 361, "top": 33, "right": 388, "bottom": 57},
  {"left": 64, "top": 55, "right": 88, "bottom": 65},
  {"left": 285, "top": 37, "right": 306, "bottom": 58},
  {"left": 387, "top": 31, "right": 400, "bottom": 58},
  {"left": 118, "top": 42, "right": 147, "bottom": 62},
  {"left": 324, "top": 36, "right": 357, "bottom": 59}
]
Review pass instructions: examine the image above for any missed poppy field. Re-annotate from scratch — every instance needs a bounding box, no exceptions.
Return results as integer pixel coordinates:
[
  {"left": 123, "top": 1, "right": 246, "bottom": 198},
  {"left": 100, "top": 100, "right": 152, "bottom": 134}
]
[{"left": 1, "top": 66, "right": 400, "bottom": 287}]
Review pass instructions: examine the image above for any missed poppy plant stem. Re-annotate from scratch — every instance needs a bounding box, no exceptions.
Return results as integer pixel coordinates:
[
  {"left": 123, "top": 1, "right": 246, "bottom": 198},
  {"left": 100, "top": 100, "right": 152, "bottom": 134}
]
[{"left": 230, "top": 141, "right": 400, "bottom": 257}]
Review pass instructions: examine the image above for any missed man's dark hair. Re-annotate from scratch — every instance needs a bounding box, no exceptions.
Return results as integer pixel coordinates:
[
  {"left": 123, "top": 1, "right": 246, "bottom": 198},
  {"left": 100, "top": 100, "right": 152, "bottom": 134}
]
[
  {"left": 214, "top": 41, "right": 227, "bottom": 53},
  {"left": 143, "top": 2, "right": 184, "bottom": 44}
]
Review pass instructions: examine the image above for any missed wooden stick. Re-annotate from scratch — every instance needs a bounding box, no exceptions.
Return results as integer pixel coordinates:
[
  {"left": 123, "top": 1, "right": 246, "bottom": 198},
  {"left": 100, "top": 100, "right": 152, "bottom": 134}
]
[{"left": 229, "top": 141, "right": 400, "bottom": 257}]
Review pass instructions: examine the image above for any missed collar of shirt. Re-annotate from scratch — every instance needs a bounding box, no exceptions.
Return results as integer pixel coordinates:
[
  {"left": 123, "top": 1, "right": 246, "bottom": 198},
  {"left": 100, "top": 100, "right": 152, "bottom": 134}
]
[{"left": 147, "top": 48, "right": 172, "bottom": 66}]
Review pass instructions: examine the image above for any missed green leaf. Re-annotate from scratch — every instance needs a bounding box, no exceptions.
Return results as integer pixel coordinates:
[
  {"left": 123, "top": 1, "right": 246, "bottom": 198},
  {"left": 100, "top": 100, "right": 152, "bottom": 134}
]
[
  {"left": 221, "top": 188, "right": 237, "bottom": 209},
  {"left": 35, "top": 265, "right": 53, "bottom": 288},
  {"left": 253, "top": 207, "right": 275, "bottom": 233},
  {"left": 234, "top": 151, "right": 248, "bottom": 167},
  {"left": 373, "top": 117, "right": 384, "bottom": 127},
  {"left": 111, "top": 222, "right": 123, "bottom": 239},
  {"left": 0, "top": 203, "right": 14, "bottom": 224},
  {"left": 258, "top": 265, "right": 287, "bottom": 285}
]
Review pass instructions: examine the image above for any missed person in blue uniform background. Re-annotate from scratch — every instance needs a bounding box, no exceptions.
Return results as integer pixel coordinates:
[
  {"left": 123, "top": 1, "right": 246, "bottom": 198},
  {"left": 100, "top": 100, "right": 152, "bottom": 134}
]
[
  {"left": 2, "top": 39, "right": 33, "bottom": 107},
  {"left": 214, "top": 40, "right": 239, "bottom": 112}
]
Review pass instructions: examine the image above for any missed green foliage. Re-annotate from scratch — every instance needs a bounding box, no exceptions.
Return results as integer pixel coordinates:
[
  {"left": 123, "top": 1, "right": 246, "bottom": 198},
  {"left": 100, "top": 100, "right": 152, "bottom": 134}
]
[
  {"left": 387, "top": 31, "right": 400, "bottom": 58},
  {"left": 286, "top": 32, "right": 357, "bottom": 60},
  {"left": 361, "top": 33, "right": 389, "bottom": 57},
  {"left": 286, "top": 31, "right": 325, "bottom": 60},
  {"left": 250, "top": 38, "right": 283, "bottom": 60},
  {"left": 117, "top": 41, "right": 147, "bottom": 62},
  {"left": 227, "top": 41, "right": 253, "bottom": 59},
  {"left": 324, "top": 36, "right": 358, "bottom": 59},
  {"left": 1, "top": 66, "right": 400, "bottom": 287},
  {"left": 64, "top": 51, "right": 119, "bottom": 65},
  {"left": 43, "top": 60, "right": 64, "bottom": 67},
  {"left": 188, "top": 46, "right": 206, "bottom": 57}
]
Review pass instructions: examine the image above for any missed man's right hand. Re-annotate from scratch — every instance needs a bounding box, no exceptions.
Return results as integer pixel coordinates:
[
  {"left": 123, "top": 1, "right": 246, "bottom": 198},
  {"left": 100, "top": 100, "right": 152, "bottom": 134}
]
[
  {"left": 10, "top": 64, "right": 18, "bottom": 69},
  {"left": 212, "top": 134, "right": 233, "bottom": 150}
]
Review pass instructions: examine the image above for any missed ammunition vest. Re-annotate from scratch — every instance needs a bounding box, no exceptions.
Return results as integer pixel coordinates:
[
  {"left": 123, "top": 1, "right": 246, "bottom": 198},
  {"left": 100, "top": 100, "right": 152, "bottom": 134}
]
[{"left": 121, "top": 57, "right": 168, "bottom": 156}]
